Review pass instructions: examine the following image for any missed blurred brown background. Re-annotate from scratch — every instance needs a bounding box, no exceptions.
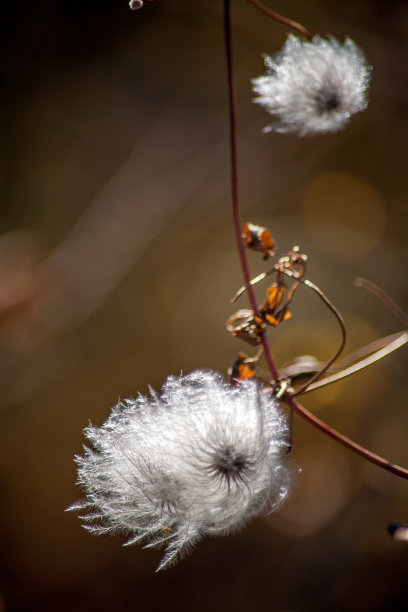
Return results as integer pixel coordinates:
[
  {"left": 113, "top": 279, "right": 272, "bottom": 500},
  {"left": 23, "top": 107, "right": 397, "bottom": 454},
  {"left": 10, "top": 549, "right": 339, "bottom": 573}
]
[{"left": 0, "top": 0, "right": 407, "bottom": 610}]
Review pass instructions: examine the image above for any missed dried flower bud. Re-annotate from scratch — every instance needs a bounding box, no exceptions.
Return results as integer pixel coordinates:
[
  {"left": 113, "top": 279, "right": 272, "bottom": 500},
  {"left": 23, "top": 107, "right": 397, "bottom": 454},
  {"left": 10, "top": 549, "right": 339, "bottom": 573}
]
[
  {"left": 68, "top": 370, "right": 291, "bottom": 570},
  {"left": 243, "top": 223, "right": 275, "bottom": 259},
  {"left": 252, "top": 35, "right": 371, "bottom": 136},
  {"left": 260, "top": 283, "right": 292, "bottom": 327},
  {"left": 226, "top": 309, "right": 265, "bottom": 346},
  {"left": 229, "top": 352, "right": 257, "bottom": 382}
]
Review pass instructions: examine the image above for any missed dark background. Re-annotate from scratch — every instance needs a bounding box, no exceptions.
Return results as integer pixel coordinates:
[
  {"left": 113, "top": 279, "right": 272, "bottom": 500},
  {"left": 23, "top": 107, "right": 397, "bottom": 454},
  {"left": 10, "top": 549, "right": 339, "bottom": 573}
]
[{"left": 0, "top": 0, "right": 408, "bottom": 610}]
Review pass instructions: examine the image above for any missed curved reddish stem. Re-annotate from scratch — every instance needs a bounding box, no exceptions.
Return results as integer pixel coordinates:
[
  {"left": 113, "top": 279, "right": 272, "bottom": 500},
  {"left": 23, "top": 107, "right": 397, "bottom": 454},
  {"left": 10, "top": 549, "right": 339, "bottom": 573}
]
[
  {"left": 355, "top": 277, "right": 408, "bottom": 328},
  {"left": 224, "top": 0, "right": 280, "bottom": 381},
  {"left": 290, "top": 398, "right": 408, "bottom": 479},
  {"left": 247, "top": 0, "right": 313, "bottom": 40},
  {"left": 223, "top": 0, "right": 408, "bottom": 481}
]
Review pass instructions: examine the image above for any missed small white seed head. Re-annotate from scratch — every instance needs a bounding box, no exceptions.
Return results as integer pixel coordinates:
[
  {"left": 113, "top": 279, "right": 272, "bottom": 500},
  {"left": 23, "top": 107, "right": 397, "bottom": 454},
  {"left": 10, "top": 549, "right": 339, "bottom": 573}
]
[{"left": 252, "top": 34, "right": 371, "bottom": 136}]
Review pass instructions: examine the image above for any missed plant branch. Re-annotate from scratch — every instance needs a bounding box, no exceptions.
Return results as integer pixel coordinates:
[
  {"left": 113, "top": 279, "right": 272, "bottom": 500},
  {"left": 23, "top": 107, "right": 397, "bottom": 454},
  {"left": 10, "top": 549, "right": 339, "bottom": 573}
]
[
  {"left": 288, "top": 276, "right": 347, "bottom": 396},
  {"left": 224, "top": 0, "right": 280, "bottom": 381},
  {"left": 298, "top": 331, "right": 408, "bottom": 395},
  {"left": 291, "top": 397, "right": 408, "bottom": 479},
  {"left": 354, "top": 277, "right": 408, "bottom": 328},
  {"left": 224, "top": 0, "right": 408, "bottom": 481},
  {"left": 247, "top": 0, "right": 313, "bottom": 40}
]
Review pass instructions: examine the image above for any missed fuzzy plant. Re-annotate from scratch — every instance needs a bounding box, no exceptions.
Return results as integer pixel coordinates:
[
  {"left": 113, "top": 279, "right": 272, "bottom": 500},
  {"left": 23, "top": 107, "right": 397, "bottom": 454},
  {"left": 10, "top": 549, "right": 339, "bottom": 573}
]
[
  {"left": 69, "top": 0, "right": 408, "bottom": 570},
  {"left": 70, "top": 370, "right": 290, "bottom": 570},
  {"left": 252, "top": 34, "right": 370, "bottom": 135}
]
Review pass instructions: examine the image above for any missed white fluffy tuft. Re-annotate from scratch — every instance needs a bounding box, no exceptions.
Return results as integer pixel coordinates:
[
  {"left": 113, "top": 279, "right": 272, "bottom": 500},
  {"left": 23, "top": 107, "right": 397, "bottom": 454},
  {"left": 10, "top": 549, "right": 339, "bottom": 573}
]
[
  {"left": 252, "top": 34, "right": 371, "bottom": 136},
  {"left": 68, "top": 370, "right": 291, "bottom": 570}
]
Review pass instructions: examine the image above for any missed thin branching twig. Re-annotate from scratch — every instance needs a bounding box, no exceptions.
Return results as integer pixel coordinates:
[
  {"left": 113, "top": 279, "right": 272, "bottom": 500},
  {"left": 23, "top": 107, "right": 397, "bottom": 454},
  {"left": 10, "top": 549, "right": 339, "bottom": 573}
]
[
  {"left": 224, "top": 0, "right": 408, "bottom": 480},
  {"left": 247, "top": 0, "right": 313, "bottom": 40}
]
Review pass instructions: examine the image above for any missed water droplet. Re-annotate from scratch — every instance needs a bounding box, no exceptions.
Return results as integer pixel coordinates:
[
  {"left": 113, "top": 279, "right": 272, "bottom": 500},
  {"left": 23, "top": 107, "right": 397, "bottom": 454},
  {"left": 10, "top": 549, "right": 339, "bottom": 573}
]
[{"left": 129, "top": 0, "right": 143, "bottom": 10}]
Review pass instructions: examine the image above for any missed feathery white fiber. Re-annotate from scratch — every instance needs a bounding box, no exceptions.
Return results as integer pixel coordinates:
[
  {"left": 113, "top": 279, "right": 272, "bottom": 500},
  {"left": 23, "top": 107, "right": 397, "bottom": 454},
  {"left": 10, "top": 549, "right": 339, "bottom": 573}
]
[
  {"left": 69, "top": 370, "right": 290, "bottom": 571},
  {"left": 252, "top": 34, "right": 371, "bottom": 136}
]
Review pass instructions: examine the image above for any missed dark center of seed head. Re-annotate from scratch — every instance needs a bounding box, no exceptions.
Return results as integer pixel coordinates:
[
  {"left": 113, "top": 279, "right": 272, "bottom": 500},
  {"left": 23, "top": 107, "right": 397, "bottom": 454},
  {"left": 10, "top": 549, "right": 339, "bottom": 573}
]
[
  {"left": 216, "top": 448, "right": 247, "bottom": 476},
  {"left": 315, "top": 88, "right": 341, "bottom": 114}
]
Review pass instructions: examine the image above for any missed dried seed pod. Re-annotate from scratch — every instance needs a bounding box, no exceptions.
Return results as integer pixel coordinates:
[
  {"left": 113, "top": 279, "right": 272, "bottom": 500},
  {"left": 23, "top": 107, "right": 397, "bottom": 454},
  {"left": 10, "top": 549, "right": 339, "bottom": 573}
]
[
  {"left": 260, "top": 283, "right": 292, "bottom": 327},
  {"left": 229, "top": 352, "right": 258, "bottom": 381},
  {"left": 226, "top": 310, "right": 265, "bottom": 346},
  {"left": 243, "top": 223, "right": 275, "bottom": 259}
]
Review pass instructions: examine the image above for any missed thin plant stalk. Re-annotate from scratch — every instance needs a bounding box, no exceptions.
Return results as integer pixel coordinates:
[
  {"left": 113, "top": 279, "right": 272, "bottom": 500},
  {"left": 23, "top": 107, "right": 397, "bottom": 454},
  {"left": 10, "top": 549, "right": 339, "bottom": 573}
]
[
  {"left": 355, "top": 277, "right": 408, "bottom": 328},
  {"left": 300, "top": 331, "right": 408, "bottom": 395},
  {"left": 287, "top": 276, "right": 347, "bottom": 396},
  {"left": 291, "top": 398, "right": 408, "bottom": 479},
  {"left": 224, "top": 0, "right": 280, "bottom": 381},
  {"left": 247, "top": 0, "right": 313, "bottom": 40},
  {"left": 223, "top": 0, "right": 408, "bottom": 481}
]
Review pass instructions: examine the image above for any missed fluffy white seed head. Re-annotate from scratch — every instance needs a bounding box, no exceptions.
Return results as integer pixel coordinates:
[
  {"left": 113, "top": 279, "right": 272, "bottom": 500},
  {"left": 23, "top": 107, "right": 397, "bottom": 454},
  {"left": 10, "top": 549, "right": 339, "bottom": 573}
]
[
  {"left": 252, "top": 34, "right": 371, "bottom": 136},
  {"left": 69, "top": 370, "right": 290, "bottom": 571}
]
